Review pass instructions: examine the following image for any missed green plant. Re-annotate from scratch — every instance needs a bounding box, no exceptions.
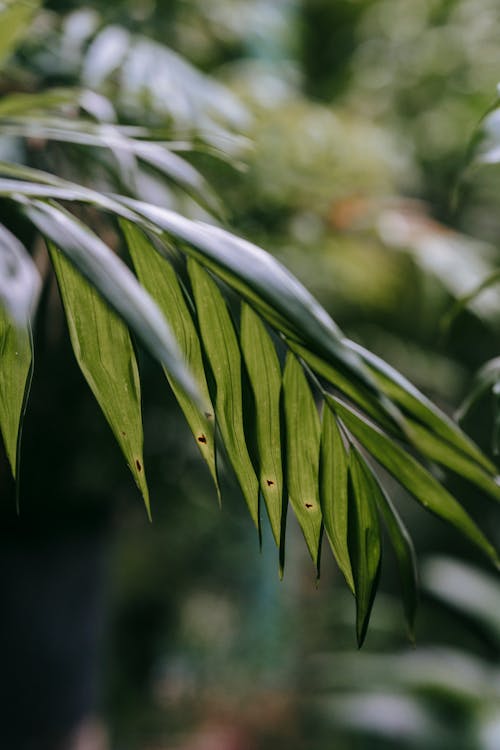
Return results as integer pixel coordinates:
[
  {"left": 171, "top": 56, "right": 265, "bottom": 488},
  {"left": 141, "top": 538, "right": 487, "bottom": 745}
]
[{"left": 1, "top": 0, "right": 500, "bottom": 648}]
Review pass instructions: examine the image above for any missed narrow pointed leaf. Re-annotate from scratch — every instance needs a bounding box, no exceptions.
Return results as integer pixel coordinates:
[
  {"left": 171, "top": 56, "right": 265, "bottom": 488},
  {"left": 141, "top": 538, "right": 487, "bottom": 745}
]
[
  {"left": 188, "top": 259, "right": 259, "bottom": 526},
  {"left": 349, "top": 448, "right": 382, "bottom": 647},
  {"left": 0, "top": 308, "right": 33, "bottom": 479},
  {"left": 121, "top": 220, "right": 219, "bottom": 499},
  {"left": 0, "top": 0, "right": 40, "bottom": 66},
  {"left": 291, "top": 341, "right": 402, "bottom": 436},
  {"left": 283, "top": 352, "right": 322, "bottom": 566},
  {"left": 22, "top": 199, "right": 200, "bottom": 404},
  {"left": 370, "top": 468, "right": 418, "bottom": 640},
  {"left": 49, "top": 243, "right": 150, "bottom": 515},
  {"left": 456, "top": 356, "right": 500, "bottom": 421},
  {"left": 0, "top": 223, "right": 41, "bottom": 326},
  {"left": 328, "top": 396, "right": 499, "bottom": 566},
  {"left": 0, "top": 119, "right": 221, "bottom": 212},
  {"left": 407, "top": 418, "right": 500, "bottom": 501},
  {"left": 240, "top": 303, "right": 284, "bottom": 546},
  {"left": 320, "top": 407, "right": 354, "bottom": 591},
  {"left": 117, "top": 200, "right": 382, "bottom": 397},
  {"left": 348, "top": 340, "right": 496, "bottom": 475},
  {"left": 0, "top": 89, "right": 77, "bottom": 117}
]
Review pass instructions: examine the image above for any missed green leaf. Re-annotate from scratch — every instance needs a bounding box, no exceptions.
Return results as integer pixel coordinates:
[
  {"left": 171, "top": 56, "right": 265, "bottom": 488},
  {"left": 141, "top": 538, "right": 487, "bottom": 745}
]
[
  {"left": 283, "top": 352, "right": 322, "bottom": 567},
  {"left": 0, "top": 307, "right": 33, "bottom": 480},
  {"left": 456, "top": 356, "right": 500, "bottom": 421},
  {"left": 348, "top": 448, "right": 382, "bottom": 647},
  {"left": 328, "top": 396, "right": 500, "bottom": 567},
  {"left": 407, "top": 418, "right": 500, "bottom": 501},
  {"left": 349, "top": 340, "right": 496, "bottom": 475},
  {"left": 320, "top": 407, "right": 354, "bottom": 592},
  {"left": 291, "top": 341, "right": 402, "bottom": 436},
  {"left": 117, "top": 199, "right": 381, "bottom": 399},
  {"left": 441, "top": 269, "right": 500, "bottom": 334},
  {"left": 0, "top": 89, "right": 78, "bottom": 117},
  {"left": 0, "top": 222, "right": 41, "bottom": 326},
  {"left": 0, "top": 118, "right": 221, "bottom": 213},
  {"left": 0, "top": 0, "right": 40, "bottom": 67},
  {"left": 22, "top": 199, "right": 200, "bottom": 404},
  {"left": 240, "top": 303, "right": 284, "bottom": 547},
  {"left": 49, "top": 243, "right": 150, "bottom": 516},
  {"left": 371, "top": 468, "right": 418, "bottom": 641},
  {"left": 121, "top": 220, "right": 220, "bottom": 500},
  {"left": 188, "top": 259, "right": 259, "bottom": 527}
]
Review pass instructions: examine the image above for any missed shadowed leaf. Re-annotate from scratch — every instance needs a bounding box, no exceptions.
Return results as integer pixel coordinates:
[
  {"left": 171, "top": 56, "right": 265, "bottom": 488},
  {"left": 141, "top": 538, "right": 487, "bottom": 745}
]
[
  {"left": 283, "top": 352, "right": 322, "bottom": 567},
  {"left": 49, "top": 243, "right": 150, "bottom": 515},
  {"left": 188, "top": 259, "right": 259, "bottom": 527},
  {"left": 240, "top": 303, "right": 284, "bottom": 547},
  {"left": 320, "top": 407, "right": 354, "bottom": 591},
  {"left": 121, "top": 220, "right": 219, "bottom": 500},
  {"left": 349, "top": 448, "right": 382, "bottom": 647},
  {"left": 0, "top": 308, "right": 33, "bottom": 481}
]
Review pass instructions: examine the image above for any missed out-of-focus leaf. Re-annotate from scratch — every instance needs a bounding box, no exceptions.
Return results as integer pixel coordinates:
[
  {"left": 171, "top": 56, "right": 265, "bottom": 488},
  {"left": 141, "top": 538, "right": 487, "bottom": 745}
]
[
  {"left": 240, "top": 303, "right": 284, "bottom": 547},
  {"left": 407, "top": 418, "right": 500, "bottom": 501},
  {"left": 456, "top": 356, "right": 500, "bottom": 421},
  {"left": 320, "top": 407, "right": 353, "bottom": 591},
  {"left": 0, "top": 222, "right": 41, "bottom": 326},
  {"left": 121, "top": 220, "right": 219, "bottom": 500},
  {"left": 328, "top": 396, "right": 499, "bottom": 567},
  {"left": 441, "top": 269, "right": 500, "bottom": 333},
  {"left": 0, "top": 0, "right": 40, "bottom": 66},
  {"left": 470, "top": 104, "right": 500, "bottom": 166},
  {"left": 0, "top": 118, "right": 221, "bottom": 213},
  {"left": 0, "top": 307, "right": 32, "bottom": 480},
  {"left": 348, "top": 448, "right": 382, "bottom": 647},
  {"left": 283, "top": 352, "right": 322, "bottom": 567},
  {"left": 371, "top": 470, "right": 418, "bottom": 640},
  {"left": 22, "top": 200, "right": 200, "bottom": 404},
  {"left": 49, "top": 243, "right": 150, "bottom": 515},
  {"left": 188, "top": 259, "right": 259, "bottom": 527},
  {"left": 349, "top": 341, "right": 496, "bottom": 475},
  {"left": 0, "top": 89, "right": 77, "bottom": 117}
]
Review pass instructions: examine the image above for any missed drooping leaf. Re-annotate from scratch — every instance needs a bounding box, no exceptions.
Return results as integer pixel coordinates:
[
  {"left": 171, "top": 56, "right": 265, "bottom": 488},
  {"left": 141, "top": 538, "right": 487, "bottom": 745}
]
[
  {"left": 0, "top": 89, "right": 78, "bottom": 118},
  {"left": 116, "top": 199, "right": 381, "bottom": 399},
  {"left": 291, "top": 341, "right": 402, "bottom": 436},
  {"left": 370, "top": 467, "right": 418, "bottom": 641},
  {"left": 348, "top": 448, "right": 382, "bottom": 647},
  {"left": 407, "top": 418, "right": 500, "bottom": 501},
  {"left": 456, "top": 356, "right": 500, "bottom": 421},
  {"left": 121, "top": 220, "right": 219, "bottom": 500},
  {"left": 441, "top": 269, "right": 500, "bottom": 334},
  {"left": 319, "top": 406, "right": 354, "bottom": 591},
  {"left": 188, "top": 259, "right": 259, "bottom": 527},
  {"left": 0, "top": 307, "right": 33, "bottom": 480},
  {"left": 283, "top": 352, "right": 322, "bottom": 567},
  {"left": 0, "top": 118, "right": 222, "bottom": 214},
  {"left": 328, "top": 396, "right": 500, "bottom": 566},
  {"left": 22, "top": 199, "right": 200, "bottom": 404},
  {"left": 0, "top": 0, "right": 40, "bottom": 67},
  {"left": 240, "top": 303, "right": 284, "bottom": 547},
  {"left": 49, "top": 243, "right": 150, "bottom": 515},
  {"left": 349, "top": 340, "right": 496, "bottom": 475},
  {"left": 0, "top": 222, "right": 41, "bottom": 326}
]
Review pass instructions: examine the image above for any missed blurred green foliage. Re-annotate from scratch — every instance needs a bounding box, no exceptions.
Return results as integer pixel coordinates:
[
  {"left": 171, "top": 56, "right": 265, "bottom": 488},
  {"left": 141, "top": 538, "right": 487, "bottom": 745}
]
[{"left": 4, "top": 1, "right": 500, "bottom": 748}]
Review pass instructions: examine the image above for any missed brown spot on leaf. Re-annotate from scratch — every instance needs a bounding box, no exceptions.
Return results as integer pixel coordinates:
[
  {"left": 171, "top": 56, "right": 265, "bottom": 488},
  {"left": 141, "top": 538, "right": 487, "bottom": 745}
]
[
  {"left": 305, "top": 503, "right": 313, "bottom": 509},
  {"left": 136, "top": 459, "right": 142, "bottom": 472},
  {"left": 266, "top": 479, "right": 274, "bottom": 487},
  {"left": 205, "top": 412, "right": 213, "bottom": 420},
  {"left": 198, "top": 434, "right": 207, "bottom": 444}
]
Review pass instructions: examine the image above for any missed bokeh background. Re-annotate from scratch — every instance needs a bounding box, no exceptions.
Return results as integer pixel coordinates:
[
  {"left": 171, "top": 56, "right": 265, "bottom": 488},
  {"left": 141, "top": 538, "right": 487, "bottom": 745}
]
[{"left": 3, "top": 1, "right": 500, "bottom": 748}]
